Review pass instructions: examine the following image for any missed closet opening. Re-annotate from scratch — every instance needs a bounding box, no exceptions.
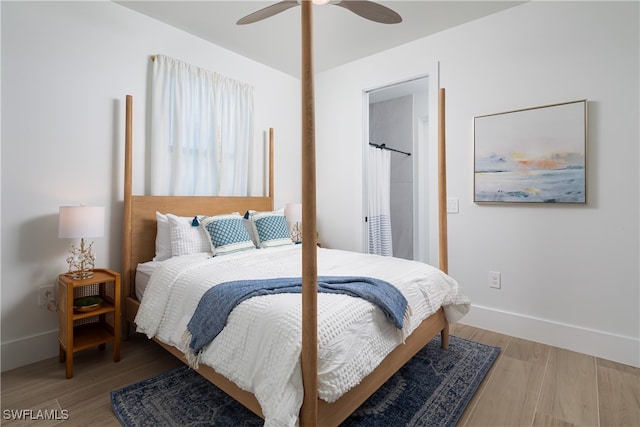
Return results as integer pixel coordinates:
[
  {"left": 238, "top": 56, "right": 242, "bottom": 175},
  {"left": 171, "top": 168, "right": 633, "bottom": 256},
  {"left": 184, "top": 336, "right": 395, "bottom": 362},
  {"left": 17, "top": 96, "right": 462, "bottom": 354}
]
[{"left": 364, "top": 76, "right": 429, "bottom": 262}]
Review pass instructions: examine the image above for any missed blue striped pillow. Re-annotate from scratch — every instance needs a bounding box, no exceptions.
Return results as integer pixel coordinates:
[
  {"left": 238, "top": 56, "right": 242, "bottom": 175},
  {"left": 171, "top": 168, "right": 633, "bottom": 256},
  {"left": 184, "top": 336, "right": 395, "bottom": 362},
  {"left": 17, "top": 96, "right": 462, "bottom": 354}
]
[{"left": 201, "top": 213, "right": 256, "bottom": 256}]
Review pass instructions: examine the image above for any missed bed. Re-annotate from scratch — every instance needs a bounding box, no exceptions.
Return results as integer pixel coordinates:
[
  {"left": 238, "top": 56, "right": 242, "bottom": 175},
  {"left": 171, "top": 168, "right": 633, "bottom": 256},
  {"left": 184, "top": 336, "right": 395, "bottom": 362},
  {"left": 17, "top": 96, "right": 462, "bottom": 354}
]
[{"left": 121, "top": 85, "right": 469, "bottom": 426}]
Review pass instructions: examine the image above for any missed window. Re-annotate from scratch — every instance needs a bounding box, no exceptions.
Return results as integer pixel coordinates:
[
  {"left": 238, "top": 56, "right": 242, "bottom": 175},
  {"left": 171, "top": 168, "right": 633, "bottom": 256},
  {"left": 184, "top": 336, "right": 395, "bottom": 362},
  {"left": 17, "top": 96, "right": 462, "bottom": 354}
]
[{"left": 150, "top": 55, "right": 254, "bottom": 196}]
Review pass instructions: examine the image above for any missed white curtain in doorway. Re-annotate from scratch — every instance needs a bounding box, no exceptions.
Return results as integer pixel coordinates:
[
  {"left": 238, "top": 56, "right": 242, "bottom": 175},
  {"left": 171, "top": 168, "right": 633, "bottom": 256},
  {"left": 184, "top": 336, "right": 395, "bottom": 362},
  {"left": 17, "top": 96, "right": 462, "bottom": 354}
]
[{"left": 367, "top": 146, "right": 393, "bottom": 256}]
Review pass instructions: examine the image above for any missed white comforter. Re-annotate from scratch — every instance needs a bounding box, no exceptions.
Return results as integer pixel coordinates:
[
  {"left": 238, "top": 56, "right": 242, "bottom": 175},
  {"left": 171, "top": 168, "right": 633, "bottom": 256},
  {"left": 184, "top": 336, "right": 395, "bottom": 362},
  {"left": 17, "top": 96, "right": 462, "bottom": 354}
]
[{"left": 135, "top": 245, "right": 470, "bottom": 427}]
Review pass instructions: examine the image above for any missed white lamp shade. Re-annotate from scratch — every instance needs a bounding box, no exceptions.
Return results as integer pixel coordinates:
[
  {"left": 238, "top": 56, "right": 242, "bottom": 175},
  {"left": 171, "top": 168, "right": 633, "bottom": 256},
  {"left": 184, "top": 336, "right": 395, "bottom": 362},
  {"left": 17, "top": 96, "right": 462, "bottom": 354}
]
[
  {"left": 58, "top": 206, "right": 105, "bottom": 239},
  {"left": 284, "top": 203, "right": 302, "bottom": 223}
]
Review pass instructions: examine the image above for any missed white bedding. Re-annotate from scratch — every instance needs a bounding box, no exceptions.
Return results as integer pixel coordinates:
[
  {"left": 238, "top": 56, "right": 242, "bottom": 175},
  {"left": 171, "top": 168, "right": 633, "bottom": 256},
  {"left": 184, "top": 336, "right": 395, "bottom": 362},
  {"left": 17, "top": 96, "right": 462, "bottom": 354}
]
[
  {"left": 135, "top": 245, "right": 470, "bottom": 427},
  {"left": 135, "top": 260, "right": 162, "bottom": 300}
]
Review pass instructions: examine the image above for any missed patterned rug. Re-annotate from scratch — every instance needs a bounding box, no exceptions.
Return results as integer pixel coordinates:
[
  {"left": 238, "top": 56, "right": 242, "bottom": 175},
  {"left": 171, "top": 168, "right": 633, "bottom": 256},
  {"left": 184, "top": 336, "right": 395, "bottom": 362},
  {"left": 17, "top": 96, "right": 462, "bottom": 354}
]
[{"left": 111, "top": 335, "right": 499, "bottom": 427}]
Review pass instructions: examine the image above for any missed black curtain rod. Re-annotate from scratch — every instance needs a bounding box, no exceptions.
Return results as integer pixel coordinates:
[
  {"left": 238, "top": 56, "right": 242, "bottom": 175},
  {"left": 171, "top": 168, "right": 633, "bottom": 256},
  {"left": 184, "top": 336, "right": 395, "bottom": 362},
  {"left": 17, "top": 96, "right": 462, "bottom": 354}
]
[{"left": 369, "top": 142, "right": 411, "bottom": 156}]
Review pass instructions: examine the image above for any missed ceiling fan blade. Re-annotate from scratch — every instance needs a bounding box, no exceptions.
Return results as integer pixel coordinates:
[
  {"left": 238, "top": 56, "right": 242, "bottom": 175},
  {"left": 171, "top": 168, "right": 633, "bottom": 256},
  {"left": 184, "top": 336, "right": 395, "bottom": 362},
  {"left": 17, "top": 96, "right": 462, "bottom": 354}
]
[
  {"left": 237, "top": 0, "right": 300, "bottom": 25},
  {"left": 334, "top": 1, "right": 402, "bottom": 24}
]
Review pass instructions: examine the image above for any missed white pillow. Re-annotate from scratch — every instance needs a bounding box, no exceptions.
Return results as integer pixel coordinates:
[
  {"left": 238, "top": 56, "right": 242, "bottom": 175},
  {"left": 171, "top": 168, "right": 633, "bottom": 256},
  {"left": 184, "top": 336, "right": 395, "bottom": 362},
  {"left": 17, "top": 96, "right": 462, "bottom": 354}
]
[
  {"left": 154, "top": 212, "right": 199, "bottom": 260},
  {"left": 153, "top": 212, "right": 171, "bottom": 261},
  {"left": 167, "top": 214, "right": 212, "bottom": 257}
]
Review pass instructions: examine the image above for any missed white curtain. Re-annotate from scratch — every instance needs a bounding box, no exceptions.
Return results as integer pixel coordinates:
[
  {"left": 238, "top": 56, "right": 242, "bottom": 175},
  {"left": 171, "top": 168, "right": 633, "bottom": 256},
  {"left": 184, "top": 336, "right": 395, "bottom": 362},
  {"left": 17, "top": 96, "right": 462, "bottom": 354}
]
[
  {"left": 151, "top": 54, "right": 254, "bottom": 196},
  {"left": 367, "top": 146, "right": 393, "bottom": 256}
]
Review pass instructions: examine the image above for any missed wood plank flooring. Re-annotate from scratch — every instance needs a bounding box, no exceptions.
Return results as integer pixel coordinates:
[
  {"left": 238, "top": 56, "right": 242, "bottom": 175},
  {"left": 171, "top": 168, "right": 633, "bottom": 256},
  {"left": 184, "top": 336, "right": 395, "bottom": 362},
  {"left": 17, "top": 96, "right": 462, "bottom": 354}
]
[
  {"left": 1, "top": 324, "right": 638, "bottom": 426},
  {"left": 451, "top": 323, "right": 640, "bottom": 427}
]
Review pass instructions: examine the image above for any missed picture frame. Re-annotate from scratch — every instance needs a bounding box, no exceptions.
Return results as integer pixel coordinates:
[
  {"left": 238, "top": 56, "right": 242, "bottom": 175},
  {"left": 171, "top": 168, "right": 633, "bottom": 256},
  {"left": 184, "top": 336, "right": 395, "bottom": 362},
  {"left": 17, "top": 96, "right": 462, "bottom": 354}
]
[{"left": 474, "top": 100, "right": 587, "bottom": 204}]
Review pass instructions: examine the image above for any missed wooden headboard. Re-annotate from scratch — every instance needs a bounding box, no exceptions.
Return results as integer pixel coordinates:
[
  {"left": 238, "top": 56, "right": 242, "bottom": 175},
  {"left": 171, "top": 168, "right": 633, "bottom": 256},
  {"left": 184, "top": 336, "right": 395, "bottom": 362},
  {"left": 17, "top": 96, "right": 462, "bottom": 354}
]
[{"left": 121, "top": 95, "right": 274, "bottom": 306}]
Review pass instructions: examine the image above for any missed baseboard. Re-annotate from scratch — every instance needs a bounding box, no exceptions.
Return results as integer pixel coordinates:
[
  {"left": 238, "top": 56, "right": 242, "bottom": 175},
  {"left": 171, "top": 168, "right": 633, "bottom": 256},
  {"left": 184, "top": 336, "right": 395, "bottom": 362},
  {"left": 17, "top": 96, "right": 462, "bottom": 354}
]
[
  {"left": 1, "top": 330, "right": 59, "bottom": 372},
  {"left": 460, "top": 304, "right": 640, "bottom": 368},
  {"left": 3, "top": 308, "right": 638, "bottom": 371}
]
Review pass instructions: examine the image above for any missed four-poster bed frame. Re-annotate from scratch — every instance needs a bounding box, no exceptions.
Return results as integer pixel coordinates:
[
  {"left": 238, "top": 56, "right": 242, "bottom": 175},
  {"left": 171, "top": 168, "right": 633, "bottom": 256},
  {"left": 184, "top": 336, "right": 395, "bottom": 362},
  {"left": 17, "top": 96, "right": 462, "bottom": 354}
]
[
  {"left": 121, "top": 84, "right": 449, "bottom": 425},
  {"left": 122, "top": 6, "right": 450, "bottom": 426}
]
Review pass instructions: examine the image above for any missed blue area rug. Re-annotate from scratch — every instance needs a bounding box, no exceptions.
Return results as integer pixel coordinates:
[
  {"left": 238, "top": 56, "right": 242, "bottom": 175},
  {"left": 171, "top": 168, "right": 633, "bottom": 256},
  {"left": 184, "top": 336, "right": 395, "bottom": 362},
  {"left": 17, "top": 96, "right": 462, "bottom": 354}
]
[{"left": 111, "top": 335, "right": 499, "bottom": 427}]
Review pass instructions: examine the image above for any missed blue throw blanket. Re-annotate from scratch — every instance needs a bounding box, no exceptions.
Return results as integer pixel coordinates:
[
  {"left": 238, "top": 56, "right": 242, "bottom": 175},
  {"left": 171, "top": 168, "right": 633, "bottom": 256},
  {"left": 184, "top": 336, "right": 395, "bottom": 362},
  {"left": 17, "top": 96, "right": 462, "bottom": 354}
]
[{"left": 182, "top": 276, "right": 409, "bottom": 367}]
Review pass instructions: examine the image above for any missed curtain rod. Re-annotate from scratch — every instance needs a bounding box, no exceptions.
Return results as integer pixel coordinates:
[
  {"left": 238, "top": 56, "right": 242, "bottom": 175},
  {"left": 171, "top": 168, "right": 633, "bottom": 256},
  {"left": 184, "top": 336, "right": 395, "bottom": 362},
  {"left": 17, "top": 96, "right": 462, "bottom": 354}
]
[{"left": 369, "top": 142, "right": 411, "bottom": 156}]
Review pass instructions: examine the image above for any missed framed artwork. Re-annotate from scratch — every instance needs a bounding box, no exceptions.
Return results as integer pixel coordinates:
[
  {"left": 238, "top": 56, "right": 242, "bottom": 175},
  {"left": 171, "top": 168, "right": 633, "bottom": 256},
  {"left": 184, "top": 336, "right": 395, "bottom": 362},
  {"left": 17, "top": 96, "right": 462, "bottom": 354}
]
[{"left": 474, "top": 100, "right": 587, "bottom": 203}]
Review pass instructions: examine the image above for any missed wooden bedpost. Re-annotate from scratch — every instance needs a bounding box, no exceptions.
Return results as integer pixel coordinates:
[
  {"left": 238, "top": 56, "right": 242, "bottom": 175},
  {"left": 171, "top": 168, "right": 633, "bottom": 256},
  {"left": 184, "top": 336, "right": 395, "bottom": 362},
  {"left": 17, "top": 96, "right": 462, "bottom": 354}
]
[
  {"left": 269, "top": 128, "right": 274, "bottom": 199},
  {"left": 299, "top": 1, "right": 318, "bottom": 425},
  {"left": 438, "top": 88, "right": 448, "bottom": 275},
  {"left": 438, "top": 88, "right": 450, "bottom": 349},
  {"left": 122, "top": 94, "right": 133, "bottom": 339}
]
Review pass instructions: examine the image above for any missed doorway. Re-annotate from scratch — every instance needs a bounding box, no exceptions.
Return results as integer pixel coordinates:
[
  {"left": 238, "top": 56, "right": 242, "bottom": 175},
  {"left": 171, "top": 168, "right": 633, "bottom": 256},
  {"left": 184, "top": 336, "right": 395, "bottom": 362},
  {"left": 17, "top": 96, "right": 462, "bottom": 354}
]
[{"left": 365, "top": 76, "right": 429, "bottom": 262}]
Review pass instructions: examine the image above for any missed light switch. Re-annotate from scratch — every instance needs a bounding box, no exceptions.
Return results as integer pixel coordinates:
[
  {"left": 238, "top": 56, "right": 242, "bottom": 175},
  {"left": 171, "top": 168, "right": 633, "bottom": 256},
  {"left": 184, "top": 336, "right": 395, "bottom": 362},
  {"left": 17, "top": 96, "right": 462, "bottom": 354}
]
[{"left": 446, "top": 198, "right": 459, "bottom": 213}]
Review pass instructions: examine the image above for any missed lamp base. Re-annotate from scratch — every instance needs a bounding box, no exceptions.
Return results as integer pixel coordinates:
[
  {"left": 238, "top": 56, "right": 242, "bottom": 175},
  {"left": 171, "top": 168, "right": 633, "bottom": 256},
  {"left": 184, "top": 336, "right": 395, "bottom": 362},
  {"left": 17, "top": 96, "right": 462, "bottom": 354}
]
[
  {"left": 69, "top": 270, "right": 94, "bottom": 280},
  {"left": 290, "top": 222, "right": 302, "bottom": 244},
  {"left": 65, "top": 238, "right": 96, "bottom": 280}
]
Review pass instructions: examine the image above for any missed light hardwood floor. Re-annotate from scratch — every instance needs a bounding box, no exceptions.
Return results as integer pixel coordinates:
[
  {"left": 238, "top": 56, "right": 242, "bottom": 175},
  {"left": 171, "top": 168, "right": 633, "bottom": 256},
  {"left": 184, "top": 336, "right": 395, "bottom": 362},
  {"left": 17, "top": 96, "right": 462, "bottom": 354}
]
[{"left": 1, "top": 324, "right": 638, "bottom": 426}]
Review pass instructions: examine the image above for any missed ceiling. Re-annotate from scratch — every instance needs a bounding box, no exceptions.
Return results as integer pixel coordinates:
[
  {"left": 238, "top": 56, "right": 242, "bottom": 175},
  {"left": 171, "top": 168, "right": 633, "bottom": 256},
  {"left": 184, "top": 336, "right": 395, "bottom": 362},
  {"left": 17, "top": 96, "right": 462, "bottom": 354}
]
[{"left": 117, "top": 1, "right": 524, "bottom": 78}]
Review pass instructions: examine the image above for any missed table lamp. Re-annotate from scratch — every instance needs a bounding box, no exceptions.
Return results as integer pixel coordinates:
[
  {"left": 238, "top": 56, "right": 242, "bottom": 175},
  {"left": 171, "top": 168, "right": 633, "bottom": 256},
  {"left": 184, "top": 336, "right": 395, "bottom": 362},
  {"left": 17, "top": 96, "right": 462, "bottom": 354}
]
[
  {"left": 285, "top": 203, "right": 302, "bottom": 243},
  {"left": 58, "top": 205, "right": 105, "bottom": 279}
]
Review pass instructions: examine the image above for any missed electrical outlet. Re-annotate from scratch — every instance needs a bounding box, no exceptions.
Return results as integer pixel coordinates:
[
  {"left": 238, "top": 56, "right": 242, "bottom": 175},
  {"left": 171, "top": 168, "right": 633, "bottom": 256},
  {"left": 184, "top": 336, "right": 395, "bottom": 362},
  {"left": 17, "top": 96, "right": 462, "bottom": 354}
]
[
  {"left": 39, "top": 285, "right": 57, "bottom": 311},
  {"left": 488, "top": 271, "right": 501, "bottom": 289}
]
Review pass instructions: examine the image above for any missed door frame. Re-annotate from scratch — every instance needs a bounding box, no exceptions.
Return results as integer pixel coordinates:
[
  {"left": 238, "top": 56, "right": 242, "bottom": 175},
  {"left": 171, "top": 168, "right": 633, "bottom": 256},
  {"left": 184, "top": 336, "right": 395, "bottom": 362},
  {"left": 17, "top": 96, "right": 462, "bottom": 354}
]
[{"left": 362, "top": 73, "right": 438, "bottom": 264}]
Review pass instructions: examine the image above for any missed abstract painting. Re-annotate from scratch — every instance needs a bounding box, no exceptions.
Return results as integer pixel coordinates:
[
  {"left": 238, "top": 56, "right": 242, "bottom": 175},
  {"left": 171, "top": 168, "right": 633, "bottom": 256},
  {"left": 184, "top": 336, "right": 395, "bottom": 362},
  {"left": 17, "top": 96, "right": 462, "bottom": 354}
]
[{"left": 474, "top": 100, "right": 587, "bottom": 203}]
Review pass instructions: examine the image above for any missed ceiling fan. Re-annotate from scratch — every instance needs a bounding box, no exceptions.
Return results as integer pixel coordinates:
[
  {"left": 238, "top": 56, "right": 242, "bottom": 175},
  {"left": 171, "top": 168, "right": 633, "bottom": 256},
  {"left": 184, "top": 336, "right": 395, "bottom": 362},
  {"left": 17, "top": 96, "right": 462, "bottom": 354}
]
[{"left": 237, "top": 0, "right": 402, "bottom": 25}]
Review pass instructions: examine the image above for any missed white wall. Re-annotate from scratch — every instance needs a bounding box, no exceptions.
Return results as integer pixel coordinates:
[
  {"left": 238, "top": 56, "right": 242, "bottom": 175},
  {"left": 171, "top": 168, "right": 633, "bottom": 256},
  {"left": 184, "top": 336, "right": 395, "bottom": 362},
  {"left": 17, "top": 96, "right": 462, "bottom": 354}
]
[
  {"left": 315, "top": 1, "right": 639, "bottom": 367},
  {"left": 2, "top": 0, "right": 638, "bottom": 372},
  {"left": 1, "top": 1, "right": 300, "bottom": 371}
]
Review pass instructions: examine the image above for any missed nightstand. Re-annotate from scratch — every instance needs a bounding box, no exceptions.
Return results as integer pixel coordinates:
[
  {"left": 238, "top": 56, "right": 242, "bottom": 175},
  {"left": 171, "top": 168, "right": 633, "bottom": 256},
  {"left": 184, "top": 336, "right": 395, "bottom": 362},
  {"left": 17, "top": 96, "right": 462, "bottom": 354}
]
[{"left": 57, "top": 268, "right": 121, "bottom": 378}]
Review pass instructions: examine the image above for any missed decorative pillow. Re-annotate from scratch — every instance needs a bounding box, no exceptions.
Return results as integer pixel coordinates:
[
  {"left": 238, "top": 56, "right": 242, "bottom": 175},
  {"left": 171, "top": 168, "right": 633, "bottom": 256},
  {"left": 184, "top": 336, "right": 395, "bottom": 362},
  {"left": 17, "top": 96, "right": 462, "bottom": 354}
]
[
  {"left": 243, "top": 218, "right": 260, "bottom": 247},
  {"left": 167, "top": 214, "right": 212, "bottom": 257},
  {"left": 245, "top": 209, "right": 293, "bottom": 248},
  {"left": 201, "top": 213, "right": 256, "bottom": 256},
  {"left": 154, "top": 212, "right": 199, "bottom": 260},
  {"left": 154, "top": 212, "right": 172, "bottom": 261}
]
